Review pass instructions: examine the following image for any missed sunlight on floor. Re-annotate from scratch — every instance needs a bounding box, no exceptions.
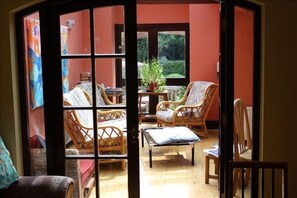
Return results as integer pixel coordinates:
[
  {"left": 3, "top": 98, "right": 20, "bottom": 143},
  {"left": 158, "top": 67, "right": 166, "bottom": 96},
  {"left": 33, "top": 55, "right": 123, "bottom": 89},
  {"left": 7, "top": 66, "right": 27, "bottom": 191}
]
[{"left": 87, "top": 123, "right": 223, "bottom": 198}]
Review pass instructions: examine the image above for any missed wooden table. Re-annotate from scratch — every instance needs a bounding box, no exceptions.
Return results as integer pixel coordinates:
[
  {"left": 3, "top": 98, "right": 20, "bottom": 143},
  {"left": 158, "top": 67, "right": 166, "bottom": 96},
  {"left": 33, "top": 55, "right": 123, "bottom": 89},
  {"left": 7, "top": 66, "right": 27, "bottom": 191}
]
[
  {"left": 138, "top": 90, "right": 168, "bottom": 123},
  {"left": 105, "top": 88, "right": 123, "bottom": 103}
]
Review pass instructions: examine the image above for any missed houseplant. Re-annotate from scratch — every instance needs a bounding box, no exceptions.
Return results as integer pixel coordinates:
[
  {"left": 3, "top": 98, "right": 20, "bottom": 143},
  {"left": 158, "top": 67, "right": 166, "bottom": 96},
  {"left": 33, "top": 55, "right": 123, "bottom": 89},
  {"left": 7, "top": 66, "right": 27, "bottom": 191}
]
[{"left": 140, "top": 57, "right": 166, "bottom": 92}]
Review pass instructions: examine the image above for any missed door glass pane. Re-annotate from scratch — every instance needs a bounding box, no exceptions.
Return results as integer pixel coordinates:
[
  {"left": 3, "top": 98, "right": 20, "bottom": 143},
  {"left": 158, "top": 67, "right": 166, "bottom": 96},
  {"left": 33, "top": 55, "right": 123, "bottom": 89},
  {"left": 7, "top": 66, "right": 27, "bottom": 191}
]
[
  {"left": 61, "top": 58, "right": 92, "bottom": 96},
  {"left": 95, "top": 58, "right": 126, "bottom": 105},
  {"left": 60, "top": 10, "right": 90, "bottom": 55},
  {"left": 23, "top": 11, "right": 47, "bottom": 175},
  {"left": 61, "top": 5, "right": 128, "bottom": 198},
  {"left": 137, "top": 31, "right": 149, "bottom": 79},
  {"left": 158, "top": 31, "right": 186, "bottom": 78},
  {"left": 94, "top": 6, "right": 125, "bottom": 55},
  {"left": 233, "top": 6, "right": 254, "bottom": 198}
]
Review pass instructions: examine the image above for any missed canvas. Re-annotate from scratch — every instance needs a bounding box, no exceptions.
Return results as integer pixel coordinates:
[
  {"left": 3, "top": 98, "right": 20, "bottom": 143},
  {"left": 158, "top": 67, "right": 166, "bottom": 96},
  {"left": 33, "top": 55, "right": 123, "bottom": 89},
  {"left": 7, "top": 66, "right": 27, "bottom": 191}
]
[{"left": 26, "top": 18, "right": 44, "bottom": 109}]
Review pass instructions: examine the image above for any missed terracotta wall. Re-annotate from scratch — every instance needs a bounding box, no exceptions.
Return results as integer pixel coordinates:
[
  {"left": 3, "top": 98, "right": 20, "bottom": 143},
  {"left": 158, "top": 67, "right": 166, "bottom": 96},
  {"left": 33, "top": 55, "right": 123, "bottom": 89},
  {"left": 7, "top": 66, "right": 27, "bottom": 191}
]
[
  {"left": 26, "top": 4, "right": 253, "bottom": 134},
  {"left": 234, "top": 7, "right": 253, "bottom": 106},
  {"left": 60, "top": 11, "right": 86, "bottom": 89},
  {"left": 137, "top": 4, "right": 189, "bottom": 23},
  {"left": 189, "top": 4, "right": 220, "bottom": 120}
]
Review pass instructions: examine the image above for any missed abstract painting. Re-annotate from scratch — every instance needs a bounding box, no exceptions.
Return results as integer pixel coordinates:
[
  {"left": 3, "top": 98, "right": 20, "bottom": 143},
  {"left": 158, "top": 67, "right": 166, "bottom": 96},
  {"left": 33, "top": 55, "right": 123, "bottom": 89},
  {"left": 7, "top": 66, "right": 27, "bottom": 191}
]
[
  {"left": 26, "top": 18, "right": 43, "bottom": 109},
  {"left": 60, "top": 25, "right": 69, "bottom": 93},
  {"left": 26, "top": 19, "right": 70, "bottom": 110}
]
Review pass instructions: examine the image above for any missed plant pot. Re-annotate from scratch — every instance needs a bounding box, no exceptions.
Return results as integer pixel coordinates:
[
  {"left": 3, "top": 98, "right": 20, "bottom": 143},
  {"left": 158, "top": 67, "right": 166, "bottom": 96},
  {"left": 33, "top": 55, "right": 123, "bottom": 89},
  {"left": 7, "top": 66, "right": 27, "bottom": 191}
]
[{"left": 147, "top": 82, "right": 157, "bottom": 92}]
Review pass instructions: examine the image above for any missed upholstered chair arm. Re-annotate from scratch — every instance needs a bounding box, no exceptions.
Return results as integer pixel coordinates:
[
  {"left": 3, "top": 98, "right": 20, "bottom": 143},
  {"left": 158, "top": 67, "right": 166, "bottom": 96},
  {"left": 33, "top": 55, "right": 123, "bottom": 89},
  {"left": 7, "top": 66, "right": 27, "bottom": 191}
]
[
  {"left": 156, "top": 100, "right": 185, "bottom": 111},
  {"left": 0, "top": 176, "right": 75, "bottom": 198},
  {"left": 172, "top": 103, "right": 205, "bottom": 125}
]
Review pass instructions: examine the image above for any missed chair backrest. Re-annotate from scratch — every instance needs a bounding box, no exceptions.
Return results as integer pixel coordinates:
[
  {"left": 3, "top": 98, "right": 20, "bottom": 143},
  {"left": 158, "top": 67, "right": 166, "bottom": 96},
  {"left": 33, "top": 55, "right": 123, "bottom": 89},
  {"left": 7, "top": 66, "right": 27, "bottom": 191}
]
[
  {"left": 76, "top": 82, "right": 107, "bottom": 106},
  {"left": 234, "top": 98, "right": 252, "bottom": 160},
  {"left": 63, "top": 87, "right": 94, "bottom": 148},
  {"left": 183, "top": 81, "right": 218, "bottom": 121},
  {"left": 63, "top": 87, "right": 93, "bottom": 127},
  {"left": 185, "top": 81, "right": 215, "bottom": 105},
  {"left": 228, "top": 161, "right": 288, "bottom": 198}
]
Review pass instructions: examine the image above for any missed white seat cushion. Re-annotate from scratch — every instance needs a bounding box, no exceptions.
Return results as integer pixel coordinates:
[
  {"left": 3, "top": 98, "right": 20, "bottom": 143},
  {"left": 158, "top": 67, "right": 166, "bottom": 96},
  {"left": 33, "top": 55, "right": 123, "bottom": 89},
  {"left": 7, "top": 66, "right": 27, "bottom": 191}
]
[
  {"left": 156, "top": 109, "right": 174, "bottom": 122},
  {"left": 146, "top": 126, "right": 200, "bottom": 145}
]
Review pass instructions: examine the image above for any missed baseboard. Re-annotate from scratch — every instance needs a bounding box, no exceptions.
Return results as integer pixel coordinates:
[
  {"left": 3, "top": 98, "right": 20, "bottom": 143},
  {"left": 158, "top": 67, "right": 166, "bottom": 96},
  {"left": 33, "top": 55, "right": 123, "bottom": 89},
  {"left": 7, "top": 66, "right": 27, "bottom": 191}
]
[{"left": 206, "top": 120, "right": 219, "bottom": 129}]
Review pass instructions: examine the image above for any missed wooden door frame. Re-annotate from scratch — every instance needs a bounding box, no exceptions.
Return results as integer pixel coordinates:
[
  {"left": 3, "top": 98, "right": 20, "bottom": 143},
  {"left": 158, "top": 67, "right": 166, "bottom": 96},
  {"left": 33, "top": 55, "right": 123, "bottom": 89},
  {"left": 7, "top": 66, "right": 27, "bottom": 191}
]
[{"left": 219, "top": 0, "right": 261, "bottom": 197}]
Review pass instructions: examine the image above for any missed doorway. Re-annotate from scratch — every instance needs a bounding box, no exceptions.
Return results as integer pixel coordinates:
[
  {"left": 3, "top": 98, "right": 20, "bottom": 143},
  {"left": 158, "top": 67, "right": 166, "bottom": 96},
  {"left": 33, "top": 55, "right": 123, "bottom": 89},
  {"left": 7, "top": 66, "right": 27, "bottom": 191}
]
[{"left": 15, "top": 0, "right": 261, "bottom": 197}]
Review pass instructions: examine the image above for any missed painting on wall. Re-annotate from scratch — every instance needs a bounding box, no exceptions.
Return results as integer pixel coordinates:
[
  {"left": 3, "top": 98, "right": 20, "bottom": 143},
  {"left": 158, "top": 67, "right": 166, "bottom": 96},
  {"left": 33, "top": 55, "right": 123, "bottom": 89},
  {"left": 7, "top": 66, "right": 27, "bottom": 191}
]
[
  {"left": 60, "top": 26, "right": 69, "bottom": 93},
  {"left": 26, "top": 18, "right": 43, "bottom": 110},
  {"left": 26, "top": 19, "right": 70, "bottom": 110}
]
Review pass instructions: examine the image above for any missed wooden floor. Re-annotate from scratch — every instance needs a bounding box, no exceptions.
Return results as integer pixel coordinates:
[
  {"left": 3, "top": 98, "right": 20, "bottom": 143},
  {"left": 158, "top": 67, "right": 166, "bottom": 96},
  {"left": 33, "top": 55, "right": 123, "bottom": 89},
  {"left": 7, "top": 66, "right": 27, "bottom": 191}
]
[{"left": 88, "top": 123, "right": 221, "bottom": 198}]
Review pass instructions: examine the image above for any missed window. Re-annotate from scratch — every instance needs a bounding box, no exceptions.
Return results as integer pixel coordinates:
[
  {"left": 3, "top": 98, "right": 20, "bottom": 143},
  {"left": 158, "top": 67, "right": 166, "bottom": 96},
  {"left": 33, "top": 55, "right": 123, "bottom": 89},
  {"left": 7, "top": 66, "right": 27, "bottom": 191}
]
[{"left": 116, "top": 23, "right": 189, "bottom": 88}]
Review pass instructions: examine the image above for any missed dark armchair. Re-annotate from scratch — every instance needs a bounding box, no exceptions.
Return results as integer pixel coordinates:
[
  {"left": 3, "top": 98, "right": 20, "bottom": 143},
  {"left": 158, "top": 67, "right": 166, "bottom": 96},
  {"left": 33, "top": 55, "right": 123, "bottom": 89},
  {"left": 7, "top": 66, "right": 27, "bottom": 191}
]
[{"left": 0, "top": 175, "right": 74, "bottom": 198}]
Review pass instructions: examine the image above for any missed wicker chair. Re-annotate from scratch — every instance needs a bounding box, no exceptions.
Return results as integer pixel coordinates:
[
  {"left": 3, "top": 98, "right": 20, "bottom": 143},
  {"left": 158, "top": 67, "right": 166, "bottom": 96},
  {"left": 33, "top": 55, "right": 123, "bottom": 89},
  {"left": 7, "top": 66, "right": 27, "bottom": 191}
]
[
  {"left": 233, "top": 98, "right": 252, "bottom": 196},
  {"left": 76, "top": 82, "right": 126, "bottom": 120},
  {"left": 156, "top": 81, "right": 218, "bottom": 137},
  {"left": 63, "top": 87, "right": 126, "bottom": 169}
]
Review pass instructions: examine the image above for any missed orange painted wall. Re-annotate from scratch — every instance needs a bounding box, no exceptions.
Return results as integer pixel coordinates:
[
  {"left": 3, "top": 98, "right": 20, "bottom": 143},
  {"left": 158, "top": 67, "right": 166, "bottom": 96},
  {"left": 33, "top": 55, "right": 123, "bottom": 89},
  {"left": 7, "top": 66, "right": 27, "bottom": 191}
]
[
  {"left": 61, "top": 11, "right": 88, "bottom": 89},
  {"left": 234, "top": 8, "right": 253, "bottom": 107},
  {"left": 137, "top": 4, "right": 189, "bottom": 23},
  {"left": 26, "top": 4, "right": 253, "bottom": 135},
  {"left": 189, "top": 4, "right": 220, "bottom": 120}
]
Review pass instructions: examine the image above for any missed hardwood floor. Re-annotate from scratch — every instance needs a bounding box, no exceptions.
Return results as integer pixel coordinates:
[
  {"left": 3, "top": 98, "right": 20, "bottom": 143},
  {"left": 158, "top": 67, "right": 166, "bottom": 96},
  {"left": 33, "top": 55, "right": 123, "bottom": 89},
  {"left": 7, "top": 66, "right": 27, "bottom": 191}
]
[{"left": 89, "top": 123, "right": 221, "bottom": 198}]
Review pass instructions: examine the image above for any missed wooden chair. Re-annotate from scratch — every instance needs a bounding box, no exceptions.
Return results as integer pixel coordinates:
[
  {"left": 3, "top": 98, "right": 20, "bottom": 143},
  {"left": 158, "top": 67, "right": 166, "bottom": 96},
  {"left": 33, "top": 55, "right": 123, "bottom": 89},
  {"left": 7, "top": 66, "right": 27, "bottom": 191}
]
[
  {"left": 156, "top": 81, "right": 218, "bottom": 137},
  {"left": 229, "top": 161, "right": 288, "bottom": 198},
  {"left": 233, "top": 98, "right": 253, "bottom": 195},
  {"left": 63, "top": 87, "right": 126, "bottom": 169}
]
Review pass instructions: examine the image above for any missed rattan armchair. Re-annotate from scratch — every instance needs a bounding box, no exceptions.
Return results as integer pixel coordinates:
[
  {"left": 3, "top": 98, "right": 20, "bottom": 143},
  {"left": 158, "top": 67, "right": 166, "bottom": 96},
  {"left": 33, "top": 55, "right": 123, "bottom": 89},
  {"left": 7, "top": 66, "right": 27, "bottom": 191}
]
[
  {"left": 76, "top": 82, "right": 126, "bottom": 121},
  {"left": 156, "top": 81, "right": 218, "bottom": 137},
  {"left": 63, "top": 87, "right": 126, "bottom": 169}
]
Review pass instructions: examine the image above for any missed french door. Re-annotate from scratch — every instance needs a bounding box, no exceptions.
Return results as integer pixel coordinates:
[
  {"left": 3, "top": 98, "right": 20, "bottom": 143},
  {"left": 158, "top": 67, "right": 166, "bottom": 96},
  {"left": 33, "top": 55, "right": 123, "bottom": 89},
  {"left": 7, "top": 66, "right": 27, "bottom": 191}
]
[
  {"left": 40, "top": 1, "right": 139, "bottom": 197},
  {"left": 15, "top": 0, "right": 261, "bottom": 197},
  {"left": 219, "top": 0, "right": 261, "bottom": 197}
]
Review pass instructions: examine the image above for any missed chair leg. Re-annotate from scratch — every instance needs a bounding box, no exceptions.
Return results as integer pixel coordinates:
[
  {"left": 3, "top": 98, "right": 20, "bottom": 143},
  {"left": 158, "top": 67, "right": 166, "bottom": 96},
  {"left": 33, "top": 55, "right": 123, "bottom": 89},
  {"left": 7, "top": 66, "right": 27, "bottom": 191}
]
[
  {"left": 205, "top": 155, "right": 210, "bottom": 184},
  {"left": 233, "top": 168, "right": 240, "bottom": 196},
  {"left": 121, "top": 160, "right": 126, "bottom": 171},
  {"left": 244, "top": 168, "right": 251, "bottom": 186}
]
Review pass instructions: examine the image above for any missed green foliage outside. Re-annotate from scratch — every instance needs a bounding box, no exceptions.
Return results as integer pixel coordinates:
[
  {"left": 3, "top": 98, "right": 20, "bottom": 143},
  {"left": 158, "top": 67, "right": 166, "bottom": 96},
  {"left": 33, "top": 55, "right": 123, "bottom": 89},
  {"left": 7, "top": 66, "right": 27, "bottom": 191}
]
[
  {"left": 137, "top": 38, "right": 148, "bottom": 63},
  {"left": 158, "top": 34, "right": 185, "bottom": 60},
  {"left": 159, "top": 60, "right": 185, "bottom": 78},
  {"left": 137, "top": 32, "right": 186, "bottom": 79}
]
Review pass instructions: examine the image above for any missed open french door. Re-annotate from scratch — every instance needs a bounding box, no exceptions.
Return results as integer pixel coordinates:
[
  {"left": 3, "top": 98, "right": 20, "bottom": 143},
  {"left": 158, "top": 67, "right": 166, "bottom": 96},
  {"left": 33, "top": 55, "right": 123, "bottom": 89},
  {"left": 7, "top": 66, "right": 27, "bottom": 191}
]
[
  {"left": 39, "top": 1, "right": 139, "bottom": 197},
  {"left": 219, "top": 0, "right": 261, "bottom": 197}
]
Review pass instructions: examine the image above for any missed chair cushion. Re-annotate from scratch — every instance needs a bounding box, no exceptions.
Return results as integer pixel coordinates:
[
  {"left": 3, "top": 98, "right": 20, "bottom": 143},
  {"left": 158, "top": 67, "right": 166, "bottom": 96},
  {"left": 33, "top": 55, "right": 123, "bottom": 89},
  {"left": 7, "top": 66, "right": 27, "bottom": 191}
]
[
  {"left": 76, "top": 82, "right": 106, "bottom": 106},
  {"left": 146, "top": 127, "right": 200, "bottom": 145},
  {"left": 79, "top": 160, "right": 95, "bottom": 187},
  {"left": 64, "top": 87, "right": 93, "bottom": 127},
  {"left": 185, "top": 81, "right": 214, "bottom": 105},
  {"left": 30, "top": 134, "right": 46, "bottom": 148},
  {"left": 156, "top": 109, "right": 174, "bottom": 122},
  {"left": 0, "top": 137, "right": 19, "bottom": 189}
]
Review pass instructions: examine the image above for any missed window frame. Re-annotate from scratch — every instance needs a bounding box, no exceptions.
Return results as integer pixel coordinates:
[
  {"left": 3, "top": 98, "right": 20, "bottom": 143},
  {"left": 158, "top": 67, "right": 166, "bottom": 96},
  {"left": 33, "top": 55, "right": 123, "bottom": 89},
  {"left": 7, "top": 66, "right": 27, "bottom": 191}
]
[{"left": 116, "top": 23, "right": 190, "bottom": 88}]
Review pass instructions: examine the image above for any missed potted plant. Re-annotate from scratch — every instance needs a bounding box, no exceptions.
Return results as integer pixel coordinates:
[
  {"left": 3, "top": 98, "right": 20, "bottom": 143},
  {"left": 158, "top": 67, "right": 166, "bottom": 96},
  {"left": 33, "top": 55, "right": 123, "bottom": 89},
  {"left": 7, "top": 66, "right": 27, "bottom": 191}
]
[{"left": 140, "top": 57, "right": 166, "bottom": 92}]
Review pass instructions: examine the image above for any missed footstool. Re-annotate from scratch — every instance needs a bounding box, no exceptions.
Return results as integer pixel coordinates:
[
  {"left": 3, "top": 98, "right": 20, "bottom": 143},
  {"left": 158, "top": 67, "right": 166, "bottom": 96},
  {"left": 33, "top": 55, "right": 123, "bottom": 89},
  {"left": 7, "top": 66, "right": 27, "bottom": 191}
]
[{"left": 141, "top": 126, "right": 200, "bottom": 168}]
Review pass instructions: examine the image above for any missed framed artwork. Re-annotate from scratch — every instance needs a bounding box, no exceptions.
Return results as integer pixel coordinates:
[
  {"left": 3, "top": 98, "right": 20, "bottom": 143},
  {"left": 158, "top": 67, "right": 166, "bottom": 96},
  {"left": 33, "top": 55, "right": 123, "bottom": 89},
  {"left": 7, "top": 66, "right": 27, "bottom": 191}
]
[
  {"left": 26, "top": 19, "right": 43, "bottom": 109},
  {"left": 26, "top": 20, "right": 69, "bottom": 110},
  {"left": 61, "top": 25, "right": 69, "bottom": 93}
]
